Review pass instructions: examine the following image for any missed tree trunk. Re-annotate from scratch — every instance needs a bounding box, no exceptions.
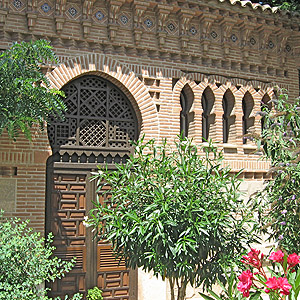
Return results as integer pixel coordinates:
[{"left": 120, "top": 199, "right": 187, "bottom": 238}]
[
  {"left": 168, "top": 276, "right": 187, "bottom": 300},
  {"left": 169, "top": 277, "right": 175, "bottom": 300},
  {"left": 176, "top": 277, "right": 187, "bottom": 300}
]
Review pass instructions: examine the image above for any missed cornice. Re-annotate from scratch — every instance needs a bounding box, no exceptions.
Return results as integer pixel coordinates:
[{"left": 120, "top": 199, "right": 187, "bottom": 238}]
[{"left": 0, "top": 0, "right": 299, "bottom": 79}]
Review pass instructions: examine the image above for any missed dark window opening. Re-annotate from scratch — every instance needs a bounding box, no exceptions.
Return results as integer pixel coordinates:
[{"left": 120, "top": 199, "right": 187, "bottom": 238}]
[
  {"left": 242, "top": 92, "right": 254, "bottom": 144},
  {"left": 180, "top": 86, "right": 194, "bottom": 138},
  {"left": 222, "top": 90, "right": 235, "bottom": 143},
  {"left": 201, "top": 87, "right": 215, "bottom": 142}
]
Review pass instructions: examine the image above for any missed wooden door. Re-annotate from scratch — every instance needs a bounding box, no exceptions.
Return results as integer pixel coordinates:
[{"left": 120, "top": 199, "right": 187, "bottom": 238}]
[
  {"left": 46, "top": 74, "right": 139, "bottom": 299},
  {"left": 46, "top": 167, "right": 137, "bottom": 299}
]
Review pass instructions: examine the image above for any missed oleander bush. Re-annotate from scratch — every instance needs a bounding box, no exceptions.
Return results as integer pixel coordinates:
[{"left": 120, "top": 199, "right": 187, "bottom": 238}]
[{"left": 89, "top": 137, "right": 258, "bottom": 300}]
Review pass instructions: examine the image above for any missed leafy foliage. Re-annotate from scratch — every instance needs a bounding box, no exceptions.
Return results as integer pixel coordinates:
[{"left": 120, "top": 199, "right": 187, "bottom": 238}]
[
  {"left": 90, "top": 137, "right": 258, "bottom": 300},
  {"left": 0, "top": 214, "right": 78, "bottom": 300},
  {"left": 199, "top": 266, "right": 244, "bottom": 300},
  {"left": 86, "top": 287, "right": 103, "bottom": 300},
  {"left": 0, "top": 39, "right": 65, "bottom": 140},
  {"left": 254, "top": 91, "right": 300, "bottom": 253},
  {"left": 251, "top": 0, "right": 300, "bottom": 12}
]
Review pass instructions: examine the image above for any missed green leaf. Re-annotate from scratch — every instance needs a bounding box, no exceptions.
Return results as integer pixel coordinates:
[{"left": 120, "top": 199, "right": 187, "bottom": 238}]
[{"left": 199, "top": 292, "right": 215, "bottom": 300}]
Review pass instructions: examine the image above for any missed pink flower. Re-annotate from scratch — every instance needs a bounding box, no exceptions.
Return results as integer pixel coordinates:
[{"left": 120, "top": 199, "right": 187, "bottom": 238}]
[
  {"left": 265, "top": 277, "right": 292, "bottom": 296},
  {"left": 277, "top": 277, "right": 292, "bottom": 295},
  {"left": 238, "top": 270, "right": 253, "bottom": 297},
  {"left": 241, "top": 249, "right": 262, "bottom": 268},
  {"left": 287, "top": 253, "right": 300, "bottom": 268},
  {"left": 266, "top": 277, "right": 279, "bottom": 290},
  {"left": 269, "top": 250, "right": 284, "bottom": 263}
]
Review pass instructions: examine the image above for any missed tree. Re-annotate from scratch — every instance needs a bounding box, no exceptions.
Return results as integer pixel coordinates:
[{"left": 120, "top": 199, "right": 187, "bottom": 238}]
[
  {"left": 254, "top": 91, "right": 300, "bottom": 253},
  {"left": 89, "top": 137, "right": 257, "bottom": 300},
  {"left": 0, "top": 40, "right": 65, "bottom": 140},
  {"left": 251, "top": 0, "right": 300, "bottom": 12}
]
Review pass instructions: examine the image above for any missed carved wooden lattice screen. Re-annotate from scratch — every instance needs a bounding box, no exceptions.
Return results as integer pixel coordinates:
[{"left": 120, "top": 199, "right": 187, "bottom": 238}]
[{"left": 46, "top": 75, "right": 138, "bottom": 300}]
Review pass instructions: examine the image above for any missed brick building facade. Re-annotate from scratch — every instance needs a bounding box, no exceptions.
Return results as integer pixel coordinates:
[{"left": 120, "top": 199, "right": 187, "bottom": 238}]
[{"left": 0, "top": 0, "right": 299, "bottom": 299}]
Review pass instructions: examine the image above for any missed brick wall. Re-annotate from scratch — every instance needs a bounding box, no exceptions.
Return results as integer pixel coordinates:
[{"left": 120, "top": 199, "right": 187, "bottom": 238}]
[{"left": 0, "top": 0, "right": 299, "bottom": 234}]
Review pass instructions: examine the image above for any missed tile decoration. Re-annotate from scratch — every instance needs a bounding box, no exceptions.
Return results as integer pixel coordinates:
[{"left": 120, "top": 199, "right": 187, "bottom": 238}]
[
  {"left": 13, "top": 0, "right": 23, "bottom": 9},
  {"left": 286, "top": 44, "right": 291, "bottom": 52},
  {"left": 38, "top": 0, "right": 53, "bottom": 15},
  {"left": 250, "top": 37, "right": 256, "bottom": 45},
  {"left": 95, "top": 10, "right": 104, "bottom": 21},
  {"left": 92, "top": 7, "right": 107, "bottom": 24},
  {"left": 165, "top": 19, "right": 178, "bottom": 35},
  {"left": 142, "top": 16, "right": 155, "bottom": 31},
  {"left": 68, "top": 7, "right": 78, "bottom": 17},
  {"left": 211, "top": 31, "right": 218, "bottom": 39},
  {"left": 268, "top": 40, "right": 274, "bottom": 49},
  {"left": 120, "top": 14, "right": 128, "bottom": 25},
  {"left": 66, "top": 4, "right": 81, "bottom": 20},
  {"left": 41, "top": 3, "right": 51, "bottom": 12},
  {"left": 231, "top": 34, "right": 238, "bottom": 42},
  {"left": 144, "top": 18, "right": 153, "bottom": 28},
  {"left": 167, "top": 23, "right": 175, "bottom": 32},
  {"left": 189, "top": 27, "right": 197, "bottom": 35}
]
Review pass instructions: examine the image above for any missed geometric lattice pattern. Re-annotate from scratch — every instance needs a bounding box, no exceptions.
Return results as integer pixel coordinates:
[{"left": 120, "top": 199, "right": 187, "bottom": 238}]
[
  {"left": 80, "top": 120, "right": 106, "bottom": 147},
  {"left": 47, "top": 75, "right": 138, "bottom": 157}
]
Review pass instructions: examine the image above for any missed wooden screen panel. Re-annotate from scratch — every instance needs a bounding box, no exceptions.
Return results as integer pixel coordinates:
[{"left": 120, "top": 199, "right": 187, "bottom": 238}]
[{"left": 47, "top": 173, "right": 87, "bottom": 298}]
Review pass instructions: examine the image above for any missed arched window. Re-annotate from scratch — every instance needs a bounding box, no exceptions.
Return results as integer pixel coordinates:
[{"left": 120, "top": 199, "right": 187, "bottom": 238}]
[
  {"left": 261, "top": 94, "right": 271, "bottom": 133},
  {"left": 180, "top": 85, "right": 194, "bottom": 137},
  {"left": 201, "top": 87, "right": 215, "bottom": 142},
  {"left": 222, "top": 89, "right": 235, "bottom": 143},
  {"left": 242, "top": 92, "right": 254, "bottom": 144},
  {"left": 47, "top": 75, "right": 139, "bottom": 162}
]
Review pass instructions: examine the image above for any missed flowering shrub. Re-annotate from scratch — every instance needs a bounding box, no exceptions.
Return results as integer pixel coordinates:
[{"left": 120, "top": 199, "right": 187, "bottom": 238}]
[
  {"left": 237, "top": 248, "right": 300, "bottom": 299},
  {"left": 90, "top": 137, "right": 258, "bottom": 300},
  {"left": 253, "top": 91, "right": 300, "bottom": 253}
]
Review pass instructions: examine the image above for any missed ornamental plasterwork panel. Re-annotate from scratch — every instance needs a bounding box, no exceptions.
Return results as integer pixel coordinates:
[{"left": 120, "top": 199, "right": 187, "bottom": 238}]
[
  {"left": 92, "top": 7, "right": 107, "bottom": 24},
  {"left": 165, "top": 17, "right": 179, "bottom": 36},
  {"left": 38, "top": 0, "right": 54, "bottom": 16},
  {"left": 65, "top": 3, "right": 81, "bottom": 20},
  {"left": 10, "top": 0, "right": 26, "bottom": 12},
  {"left": 117, "top": 11, "right": 132, "bottom": 27},
  {"left": 188, "top": 22, "right": 200, "bottom": 39}
]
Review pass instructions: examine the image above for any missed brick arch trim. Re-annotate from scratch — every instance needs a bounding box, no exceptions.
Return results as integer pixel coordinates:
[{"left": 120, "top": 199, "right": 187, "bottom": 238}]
[
  {"left": 172, "top": 78, "right": 196, "bottom": 107},
  {"left": 184, "top": 72, "right": 276, "bottom": 94},
  {"left": 47, "top": 53, "right": 159, "bottom": 139}
]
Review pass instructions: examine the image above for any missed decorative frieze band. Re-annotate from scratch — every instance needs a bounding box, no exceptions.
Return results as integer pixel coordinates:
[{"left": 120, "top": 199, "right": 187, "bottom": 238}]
[{"left": 1, "top": 0, "right": 298, "bottom": 58}]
